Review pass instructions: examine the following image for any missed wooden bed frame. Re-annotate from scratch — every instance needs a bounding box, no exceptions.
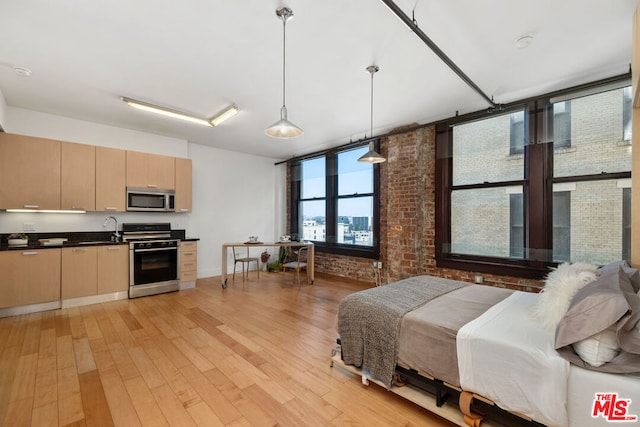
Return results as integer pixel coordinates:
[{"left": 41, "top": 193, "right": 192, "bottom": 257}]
[{"left": 330, "top": 341, "right": 546, "bottom": 427}]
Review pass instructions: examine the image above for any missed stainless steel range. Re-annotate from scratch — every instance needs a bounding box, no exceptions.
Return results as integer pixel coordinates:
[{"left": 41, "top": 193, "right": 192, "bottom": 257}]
[{"left": 123, "top": 223, "right": 180, "bottom": 298}]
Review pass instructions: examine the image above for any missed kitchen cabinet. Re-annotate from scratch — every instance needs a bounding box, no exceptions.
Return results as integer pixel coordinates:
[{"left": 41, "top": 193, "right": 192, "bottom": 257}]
[
  {"left": 0, "top": 249, "right": 61, "bottom": 309},
  {"left": 175, "top": 157, "right": 193, "bottom": 212},
  {"left": 61, "top": 142, "right": 95, "bottom": 211},
  {"left": 96, "top": 146, "right": 126, "bottom": 212},
  {"left": 97, "top": 245, "right": 129, "bottom": 294},
  {"left": 180, "top": 241, "right": 197, "bottom": 284},
  {"left": 0, "top": 133, "right": 61, "bottom": 210},
  {"left": 126, "top": 151, "right": 176, "bottom": 190},
  {"left": 62, "top": 247, "right": 98, "bottom": 299}
]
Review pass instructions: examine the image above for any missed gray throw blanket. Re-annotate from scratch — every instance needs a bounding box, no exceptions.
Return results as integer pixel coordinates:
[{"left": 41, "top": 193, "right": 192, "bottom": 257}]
[{"left": 338, "top": 276, "right": 468, "bottom": 388}]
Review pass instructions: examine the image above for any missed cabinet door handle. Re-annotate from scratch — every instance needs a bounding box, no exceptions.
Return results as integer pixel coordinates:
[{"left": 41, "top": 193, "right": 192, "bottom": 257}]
[
  {"left": 183, "top": 252, "right": 194, "bottom": 256},
  {"left": 105, "top": 207, "right": 118, "bottom": 211},
  {"left": 22, "top": 251, "right": 39, "bottom": 255},
  {"left": 73, "top": 248, "right": 88, "bottom": 252},
  {"left": 146, "top": 184, "right": 157, "bottom": 188},
  {"left": 184, "top": 263, "right": 194, "bottom": 267},
  {"left": 179, "top": 208, "right": 190, "bottom": 212},
  {"left": 23, "top": 204, "right": 39, "bottom": 209},
  {"left": 107, "top": 247, "right": 120, "bottom": 251}
]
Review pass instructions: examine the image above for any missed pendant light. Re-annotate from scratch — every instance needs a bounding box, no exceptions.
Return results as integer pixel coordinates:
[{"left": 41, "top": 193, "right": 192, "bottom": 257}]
[
  {"left": 265, "top": 7, "right": 303, "bottom": 138},
  {"left": 357, "top": 65, "right": 386, "bottom": 163}
]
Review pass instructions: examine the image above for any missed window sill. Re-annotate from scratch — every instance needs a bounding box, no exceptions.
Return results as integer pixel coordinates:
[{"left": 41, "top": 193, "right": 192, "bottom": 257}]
[{"left": 436, "top": 255, "right": 553, "bottom": 280}]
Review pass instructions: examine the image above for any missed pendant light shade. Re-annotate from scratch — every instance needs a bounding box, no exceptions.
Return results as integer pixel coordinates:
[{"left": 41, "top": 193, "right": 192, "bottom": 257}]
[
  {"left": 265, "top": 7, "right": 303, "bottom": 139},
  {"left": 358, "top": 65, "right": 386, "bottom": 163}
]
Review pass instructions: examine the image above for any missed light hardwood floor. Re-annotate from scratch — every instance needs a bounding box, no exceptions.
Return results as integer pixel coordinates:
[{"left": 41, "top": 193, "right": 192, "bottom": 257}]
[{"left": 0, "top": 272, "right": 456, "bottom": 427}]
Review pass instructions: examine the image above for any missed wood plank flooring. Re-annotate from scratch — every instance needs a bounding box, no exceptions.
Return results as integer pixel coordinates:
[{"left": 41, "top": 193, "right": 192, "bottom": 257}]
[{"left": 0, "top": 272, "right": 456, "bottom": 426}]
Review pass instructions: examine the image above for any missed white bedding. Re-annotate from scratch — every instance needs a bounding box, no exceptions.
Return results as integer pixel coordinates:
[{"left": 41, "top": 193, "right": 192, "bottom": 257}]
[{"left": 457, "top": 291, "right": 570, "bottom": 427}]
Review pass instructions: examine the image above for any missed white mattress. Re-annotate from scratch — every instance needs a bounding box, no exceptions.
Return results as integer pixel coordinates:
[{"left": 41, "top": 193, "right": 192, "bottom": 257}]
[{"left": 457, "top": 291, "right": 570, "bottom": 427}]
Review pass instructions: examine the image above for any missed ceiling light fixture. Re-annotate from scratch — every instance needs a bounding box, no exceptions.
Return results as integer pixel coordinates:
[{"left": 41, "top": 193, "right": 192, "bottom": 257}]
[
  {"left": 265, "top": 7, "right": 303, "bottom": 139},
  {"left": 210, "top": 104, "right": 240, "bottom": 126},
  {"left": 358, "top": 65, "right": 386, "bottom": 164},
  {"left": 121, "top": 97, "right": 239, "bottom": 127}
]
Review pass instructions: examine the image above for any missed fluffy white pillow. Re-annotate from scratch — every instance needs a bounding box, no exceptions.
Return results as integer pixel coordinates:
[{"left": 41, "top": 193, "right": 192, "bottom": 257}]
[
  {"left": 530, "top": 262, "right": 599, "bottom": 330},
  {"left": 572, "top": 326, "right": 620, "bottom": 367}
]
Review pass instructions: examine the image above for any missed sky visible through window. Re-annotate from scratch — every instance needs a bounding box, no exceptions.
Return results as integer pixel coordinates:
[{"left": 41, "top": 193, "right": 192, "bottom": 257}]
[{"left": 301, "top": 146, "right": 372, "bottom": 218}]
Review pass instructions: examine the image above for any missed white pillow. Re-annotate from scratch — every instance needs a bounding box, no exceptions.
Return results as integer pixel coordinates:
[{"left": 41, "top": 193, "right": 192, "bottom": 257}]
[
  {"left": 530, "top": 262, "right": 599, "bottom": 330},
  {"left": 572, "top": 326, "right": 620, "bottom": 367}
]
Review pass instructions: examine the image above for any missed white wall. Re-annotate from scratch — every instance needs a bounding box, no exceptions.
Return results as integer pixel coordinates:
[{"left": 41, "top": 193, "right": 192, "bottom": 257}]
[{"left": 0, "top": 107, "right": 285, "bottom": 280}]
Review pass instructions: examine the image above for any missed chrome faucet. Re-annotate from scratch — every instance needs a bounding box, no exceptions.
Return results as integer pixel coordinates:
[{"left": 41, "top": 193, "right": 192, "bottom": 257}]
[{"left": 103, "top": 216, "right": 120, "bottom": 242}]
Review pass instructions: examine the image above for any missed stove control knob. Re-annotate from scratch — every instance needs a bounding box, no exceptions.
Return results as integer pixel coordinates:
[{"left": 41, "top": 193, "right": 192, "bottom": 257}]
[
  {"left": 161, "top": 241, "right": 167, "bottom": 247},
  {"left": 146, "top": 243, "right": 152, "bottom": 248}
]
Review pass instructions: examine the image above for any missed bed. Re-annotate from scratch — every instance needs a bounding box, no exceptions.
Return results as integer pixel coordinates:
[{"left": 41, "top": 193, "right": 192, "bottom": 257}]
[{"left": 334, "top": 262, "right": 640, "bottom": 427}]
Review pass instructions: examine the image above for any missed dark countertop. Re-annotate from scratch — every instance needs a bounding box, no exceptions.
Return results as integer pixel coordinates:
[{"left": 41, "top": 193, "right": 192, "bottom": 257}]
[
  {"left": 0, "top": 240, "right": 128, "bottom": 251},
  {"left": 0, "top": 229, "right": 197, "bottom": 251}
]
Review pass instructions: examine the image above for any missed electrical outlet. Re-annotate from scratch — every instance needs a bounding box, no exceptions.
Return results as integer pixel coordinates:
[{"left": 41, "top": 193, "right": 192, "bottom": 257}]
[
  {"left": 376, "top": 261, "right": 383, "bottom": 269},
  {"left": 474, "top": 274, "right": 484, "bottom": 284},
  {"left": 23, "top": 223, "right": 36, "bottom": 232}
]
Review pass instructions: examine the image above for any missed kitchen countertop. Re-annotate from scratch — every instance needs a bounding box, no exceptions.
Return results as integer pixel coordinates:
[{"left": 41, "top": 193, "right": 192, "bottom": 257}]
[{"left": 0, "top": 229, "right": 196, "bottom": 251}]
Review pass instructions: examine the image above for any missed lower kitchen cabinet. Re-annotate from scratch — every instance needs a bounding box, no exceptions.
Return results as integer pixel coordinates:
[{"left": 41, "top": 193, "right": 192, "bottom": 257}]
[
  {"left": 62, "top": 245, "right": 130, "bottom": 299},
  {"left": 180, "top": 241, "right": 197, "bottom": 285},
  {"left": 62, "top": 247, "right": 98, "bottom": 299},
  {"left": 97, "top": 245, "right": 129, "bottom": 294},
  {"left": 0, "top": 249, "right": 61, "bottom": 308}
]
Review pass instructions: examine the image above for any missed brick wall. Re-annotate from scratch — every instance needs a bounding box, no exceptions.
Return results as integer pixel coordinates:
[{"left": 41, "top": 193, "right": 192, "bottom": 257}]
[{"left": 292, "top": 124, "right": 543, "bottom": 291}]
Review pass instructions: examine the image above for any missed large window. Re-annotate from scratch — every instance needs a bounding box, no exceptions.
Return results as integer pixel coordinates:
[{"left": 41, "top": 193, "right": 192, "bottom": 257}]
[
  {"left": 290, "top": 142, "right": 380, "bottom": 258},
  {"left": 437, "top": 77, "right": 632, "bottom": 278}
]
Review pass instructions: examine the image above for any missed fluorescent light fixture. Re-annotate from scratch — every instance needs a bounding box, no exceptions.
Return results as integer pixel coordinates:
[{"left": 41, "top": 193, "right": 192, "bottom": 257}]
[
  {"left": 121, "top": 97, "right": 239, "bottom": 127},
  {"left": 6, "top": 209, "right": 86, "bottom": 213},
  {"left": 210, "top": 105, "right": 239, "bottom": 126}
]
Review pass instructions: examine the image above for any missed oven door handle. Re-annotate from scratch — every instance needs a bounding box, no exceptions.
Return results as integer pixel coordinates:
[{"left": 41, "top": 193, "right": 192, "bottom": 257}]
[{"left": 134, "top": 247, "right": 178, "bottom": 253}]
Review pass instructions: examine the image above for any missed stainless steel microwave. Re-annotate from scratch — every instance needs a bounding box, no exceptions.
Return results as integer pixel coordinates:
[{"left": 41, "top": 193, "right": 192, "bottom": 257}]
[{"left": 126, "top": 188, "right": 175, "bottom": 212}]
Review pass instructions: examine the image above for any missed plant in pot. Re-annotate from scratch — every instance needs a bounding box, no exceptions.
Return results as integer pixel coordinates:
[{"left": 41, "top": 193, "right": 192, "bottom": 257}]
[
  {"left": 7, "top": 233, "right": 29, "bottom": 246},
  {"left": 267, "top": 246, "right": 289, "bottom": 272}
]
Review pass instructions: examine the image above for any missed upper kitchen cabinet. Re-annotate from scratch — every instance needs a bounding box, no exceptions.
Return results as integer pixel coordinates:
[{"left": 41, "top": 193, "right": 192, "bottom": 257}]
[
  {"left": 0, "top": 133, "right": 61, "bottom": 210},
  {"left": 61, "top": 142, "right": 95, "bottom": 211},
  {"left": 126, "top": 151, "right": 176, "bottom": 190},
  {"left": 175, "top": 157, "right": 192, "bottom": 212},
  {"left": 96, "top": 146, "right": 126, "bottom": 211}
]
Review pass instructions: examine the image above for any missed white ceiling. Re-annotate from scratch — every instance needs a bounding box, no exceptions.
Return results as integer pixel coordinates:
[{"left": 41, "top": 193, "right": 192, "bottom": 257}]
[{"left": 0, "top": 0, "right": 636, "bottom": 161}]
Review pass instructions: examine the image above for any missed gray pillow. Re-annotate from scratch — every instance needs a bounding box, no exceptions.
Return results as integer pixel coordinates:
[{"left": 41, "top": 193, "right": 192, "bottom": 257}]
[
  {"left": 555, "top": 266, "right": 640, "bottom": 373},
  {"left": 600, "top": 260, "right": 640, "bottom": 292}
]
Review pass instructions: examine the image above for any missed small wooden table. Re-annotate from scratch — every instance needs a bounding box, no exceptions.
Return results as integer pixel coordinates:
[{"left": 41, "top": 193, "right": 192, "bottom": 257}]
[{"left": 220, "top": 241, "right": 314, "bottom": 288}]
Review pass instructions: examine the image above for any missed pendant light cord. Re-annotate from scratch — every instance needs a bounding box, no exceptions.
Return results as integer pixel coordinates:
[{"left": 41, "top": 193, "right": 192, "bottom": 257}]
[
  {"left": 370, "top": 68, "right": 374, "bottom": 138},
  {"left": 282, "top": 18, "right": 287, "bottom": 108}
]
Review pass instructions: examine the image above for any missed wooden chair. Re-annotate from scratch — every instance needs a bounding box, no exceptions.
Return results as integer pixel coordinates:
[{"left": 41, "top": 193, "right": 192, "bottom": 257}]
[
  {"left": 232, "top": 247, "right": 259, "bottom": 281},
  {"left": 282, "top": 246, "right": 309, "bottom": 286}
]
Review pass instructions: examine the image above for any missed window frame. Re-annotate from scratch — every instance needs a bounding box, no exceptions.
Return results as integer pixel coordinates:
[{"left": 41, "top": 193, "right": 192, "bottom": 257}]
[
  {"left": 435, "top": 75, "right": 631, "bottom": 279},
  {"left": 289, "top": 140, "right": 381, "bottom": 259}
]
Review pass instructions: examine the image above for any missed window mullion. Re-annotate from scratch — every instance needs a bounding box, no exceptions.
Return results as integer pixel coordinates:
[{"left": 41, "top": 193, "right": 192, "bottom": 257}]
[{"left": 526, "top": 100, "right": 553, "bottom": 262}]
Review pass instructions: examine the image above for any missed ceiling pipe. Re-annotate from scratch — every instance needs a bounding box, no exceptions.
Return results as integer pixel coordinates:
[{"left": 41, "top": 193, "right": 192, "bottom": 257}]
[{"left": 379, "top": 0, "right": 497, "bottom": 109}]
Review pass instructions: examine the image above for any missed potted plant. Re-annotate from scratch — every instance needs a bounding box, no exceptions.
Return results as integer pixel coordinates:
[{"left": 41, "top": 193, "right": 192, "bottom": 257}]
[
  {"left": 7, "top": 233, "right": 28, "bottom": 246},
  {"left": 260, "top": 250, "right": 270, "bottom": 263},
  {"left": 267, "top": 246, "right": 291, "bottom": 272}
]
